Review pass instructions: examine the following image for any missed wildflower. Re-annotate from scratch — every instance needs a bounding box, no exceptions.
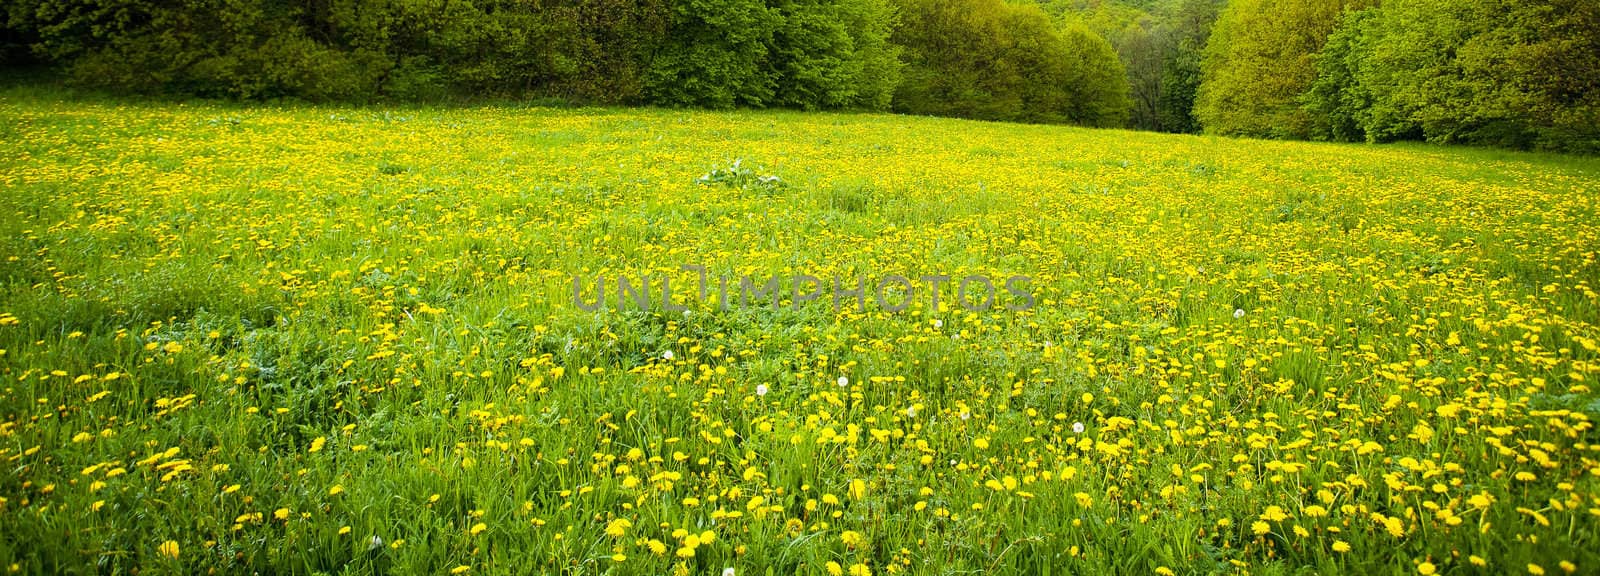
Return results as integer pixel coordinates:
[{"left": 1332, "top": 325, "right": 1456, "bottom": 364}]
[
  {"left": 158, "top": 540, "right": 179, "bottom": 559},
  {"left": 841, "top": 530, "right": 866, "bottom": 548},
  {"left": 849, "top": 479, "right": 867, "bottom": 500},
  {"left": 605, "top": 518, "right": 631, "bottom": 537}
]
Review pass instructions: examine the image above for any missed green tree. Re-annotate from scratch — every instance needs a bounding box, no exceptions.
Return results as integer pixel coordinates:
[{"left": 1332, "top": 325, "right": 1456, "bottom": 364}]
[
  {"left": 1059, "top": 21, "right": 1131, "bottom": 127},
  {"left": 1302, "top": 7, "right": 1379, "bottom": 142},
  {"left": 767, "top": 0, "right": 901, "bottom": 110},
  {"left": 1354, "top": 0, "right": 1600, "bottom": 151},
  {"left": 1154, "top": 0, "right": 1222, "bottom": 133},
  {"left": 645, "top": 0, "right": 782, "bottom": 108},
  {"left": 3, "top": 0, "right": 596, "bottom": 101},
  {"left": 543, "top": 0, "right": 669, "bottom": 104},
  {"left": 892, "top": 0, "right": 1128, "bottom": 126},
  {"left": 1194, "top": 0, "right": 1373, "bottom": 138}
]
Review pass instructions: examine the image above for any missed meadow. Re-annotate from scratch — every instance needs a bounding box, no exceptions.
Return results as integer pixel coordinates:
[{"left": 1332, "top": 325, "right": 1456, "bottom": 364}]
[{"left": 1, "top": 87, "right": 1598, "bottom": 575}]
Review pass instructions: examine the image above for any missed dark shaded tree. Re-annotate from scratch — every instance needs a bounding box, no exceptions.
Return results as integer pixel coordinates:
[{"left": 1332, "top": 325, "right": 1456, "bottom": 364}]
[{"left": 892, "top": 0, "right": 1129, "bottom": 126}]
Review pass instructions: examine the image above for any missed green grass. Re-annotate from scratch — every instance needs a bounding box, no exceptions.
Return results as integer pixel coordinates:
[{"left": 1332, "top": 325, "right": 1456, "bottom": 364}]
[{"left": 1, "top": 85, "right": 1598, "bottom": 575}]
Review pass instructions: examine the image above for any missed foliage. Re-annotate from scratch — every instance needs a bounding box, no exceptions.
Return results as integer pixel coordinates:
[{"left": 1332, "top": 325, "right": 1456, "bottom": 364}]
[
  {"left": 1032, "top": 0, "right": 1223, "bottom": 132},
  {"left": 646, "top": 0, "right": 782, "bottom": 108},
  {"left": 1153, "top": 0, "right": 1223, "bottom": 133},
  {"left": 1302, "top": 7, "right": 1379, "bottom": 142},
  {"left": 1194, "top": 0, "right": 1374, "bottom": 139},
  {"left": 4, "top": 0, "right": 1597, "bottom": 150},
  {"left": 766, "top": 0, "right": 903, "bottom": 110},
  {"left": 2, "top": 0, "right": 898, "bottom": 110},
  {"left": 1308, "top": 0, "right": 1600, "bottom": 153},
  {"left": 892, "top": 0, "right": 1129, "bottom": 126},
  {"left": 1057, "top": 21, "right": 1132, "bottom": 127}
]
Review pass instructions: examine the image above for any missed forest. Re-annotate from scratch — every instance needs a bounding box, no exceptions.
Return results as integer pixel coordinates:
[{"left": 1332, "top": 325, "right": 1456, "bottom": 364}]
[{"left": 2, "top": 0, "right": 1596, "bottom": 152}]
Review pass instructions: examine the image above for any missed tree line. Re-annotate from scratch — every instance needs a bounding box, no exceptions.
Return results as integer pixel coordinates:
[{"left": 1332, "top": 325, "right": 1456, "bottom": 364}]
[
  {"left": 1199, "top": 0, "right": 1598, "bottom": 152},
  {"left": 2, "top": 0, "right": 1595, "bottom": 152}
]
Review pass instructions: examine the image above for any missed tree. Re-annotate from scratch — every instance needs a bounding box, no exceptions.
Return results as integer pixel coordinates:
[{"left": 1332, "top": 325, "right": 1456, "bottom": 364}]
[
  {"left": 1194, "top": 0, "right": 1374, "bottom": 138},
  {"left": 1111, "top": 16, "right": 1162, "bottom": 129},
  {"left": 644, "top": 0, "right": 901, "bottom": 110},
  {"left": 1302, "top": 7, "right": 1380, "bottom": 142},
  {"left": 1059, "top": 21, "right": 1132, "bottom": 127},
  {"left": 1354, "top": 0, "right": 1600, "bottom": 151},
  {"left": 645, "top": 0, "right": 782, "bottom": 108},
  {"left": 767, "top": 0, "right": 901, "bottom": 110},
  {"left": 1154, "top": 0, "right": 1223, "bottom": 133},
  {"left": 555, "top": 0, "right": 671, "bottom": 104},
  {"left": 892, "top": 0, "right": 1129, "bottom": 126},
  {"left": 1300, "top": 0, "right": 1599, "bottom": 152}
]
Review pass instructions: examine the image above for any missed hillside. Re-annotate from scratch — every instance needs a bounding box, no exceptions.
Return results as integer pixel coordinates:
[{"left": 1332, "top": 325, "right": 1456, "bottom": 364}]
[{"left": 2, "top": 89, "right": 1599, "bottom": 574}]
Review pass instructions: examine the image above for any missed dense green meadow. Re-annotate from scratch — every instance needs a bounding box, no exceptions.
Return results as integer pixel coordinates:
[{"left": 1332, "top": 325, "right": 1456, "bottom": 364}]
[{"left": 2, "top": 87, "right": 1599, "bottom": 575}]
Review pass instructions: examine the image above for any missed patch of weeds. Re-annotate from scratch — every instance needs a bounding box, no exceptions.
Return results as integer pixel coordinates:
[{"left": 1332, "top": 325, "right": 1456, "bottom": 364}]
[
  {"left": 823, "top": 182, "right": 878, "bottom": 213},
  {"left": 696, "top": 158, "right": 785, "bottom": 196},
  {"left": 378, "top": 161, "right": 410, "bottom": 176}
]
